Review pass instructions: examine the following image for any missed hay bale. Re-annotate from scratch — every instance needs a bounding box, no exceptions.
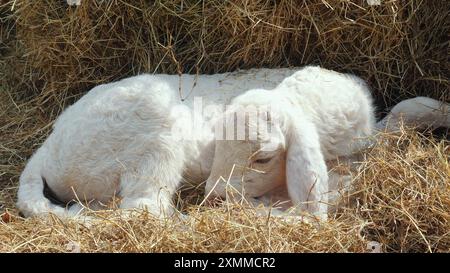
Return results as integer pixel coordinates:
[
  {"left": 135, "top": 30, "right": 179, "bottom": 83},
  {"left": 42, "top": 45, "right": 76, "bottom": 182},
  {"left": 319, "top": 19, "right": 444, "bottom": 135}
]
[{"left": 4, "top": 0, "right": 449, "bottom": 110}]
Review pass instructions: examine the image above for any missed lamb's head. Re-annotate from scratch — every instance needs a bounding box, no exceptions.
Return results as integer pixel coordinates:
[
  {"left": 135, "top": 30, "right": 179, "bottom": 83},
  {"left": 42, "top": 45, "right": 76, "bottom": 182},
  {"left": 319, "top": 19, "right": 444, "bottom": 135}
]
[
  {"left": 205, "top": 89, "right": 288, "bottom": 201},
  {"left": 204, "top": 87, "right": 329, "bottom": 217}
]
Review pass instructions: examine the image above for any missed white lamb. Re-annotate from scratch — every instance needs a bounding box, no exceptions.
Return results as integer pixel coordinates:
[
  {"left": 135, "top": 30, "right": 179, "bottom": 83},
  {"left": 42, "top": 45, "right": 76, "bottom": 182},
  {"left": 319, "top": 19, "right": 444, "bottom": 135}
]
[{"left": 16, "top": 66, "right": 449, "bottom": 220}]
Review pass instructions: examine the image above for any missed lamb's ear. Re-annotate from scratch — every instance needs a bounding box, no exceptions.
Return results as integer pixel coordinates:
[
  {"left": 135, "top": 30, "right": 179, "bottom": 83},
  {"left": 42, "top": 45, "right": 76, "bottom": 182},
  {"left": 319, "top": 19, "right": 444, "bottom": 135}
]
[{"left": 285, "top": 114, "right": 329, "bottom": 218}]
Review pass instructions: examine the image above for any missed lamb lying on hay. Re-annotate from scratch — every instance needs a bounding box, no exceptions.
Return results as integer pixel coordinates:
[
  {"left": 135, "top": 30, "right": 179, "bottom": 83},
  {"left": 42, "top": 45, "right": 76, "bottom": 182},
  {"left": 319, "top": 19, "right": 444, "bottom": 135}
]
[
  {"left": 16, "top": 67, "right": 449, "bottom": 224},
  {"left": 1, "top": 0, "right": 449, "bottom": 253}
]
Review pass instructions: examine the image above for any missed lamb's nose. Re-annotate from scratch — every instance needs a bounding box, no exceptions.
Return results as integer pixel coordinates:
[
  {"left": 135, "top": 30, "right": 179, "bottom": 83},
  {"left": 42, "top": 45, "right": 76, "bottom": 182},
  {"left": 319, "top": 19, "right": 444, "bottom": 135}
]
[{"left": 204, "top": 191, "right": 224, "bottom": 207}]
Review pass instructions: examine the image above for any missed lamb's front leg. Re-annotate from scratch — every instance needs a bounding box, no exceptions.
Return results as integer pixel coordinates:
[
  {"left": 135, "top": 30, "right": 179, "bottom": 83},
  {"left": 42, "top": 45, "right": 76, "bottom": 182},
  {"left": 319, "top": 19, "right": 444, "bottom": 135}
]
[{"left": 119, "top": 152, "right": 185, "bottom": 219}]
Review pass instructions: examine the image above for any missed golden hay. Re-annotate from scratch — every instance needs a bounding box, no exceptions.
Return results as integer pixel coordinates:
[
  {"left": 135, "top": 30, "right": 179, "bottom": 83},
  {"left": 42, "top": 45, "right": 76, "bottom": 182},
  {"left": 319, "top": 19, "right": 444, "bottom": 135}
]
[
  {"left": 2, "top": 0, "right": 449, "bottom": 109},
  {"left": 0, "top": 0, "right": 449, "bottom": 253},
  {"left": 0, "top": 205, "right": 368, "bottom": 253},
  {"left": 0, "top": 125, "right": 448, "bottom": 252},
  {"left": 342, "top": 130, "right": 450, "bottom": 252},
  {"left": 0, "top": 2, "right": 12, "bottom": 55}
]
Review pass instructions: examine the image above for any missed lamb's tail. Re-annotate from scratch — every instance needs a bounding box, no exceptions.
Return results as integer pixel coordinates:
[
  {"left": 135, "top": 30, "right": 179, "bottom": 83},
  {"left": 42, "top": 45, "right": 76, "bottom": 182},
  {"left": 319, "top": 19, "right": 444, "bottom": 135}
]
[
  {"left": 16, "top": 146, "right": 68, "bottom": 218},
  {"left": 376, "top": 96, "right": 450, "bottom": 132},
  {"left": 352, "top": 97, "right": 449, "bottom": 152}
]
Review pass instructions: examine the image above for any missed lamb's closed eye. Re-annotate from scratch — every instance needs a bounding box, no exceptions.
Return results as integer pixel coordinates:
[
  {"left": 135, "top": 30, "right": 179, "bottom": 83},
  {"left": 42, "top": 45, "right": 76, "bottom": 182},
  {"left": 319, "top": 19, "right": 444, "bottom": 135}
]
[
  {"left": 249, "top": 147, "right": 282, "bottom": 164},
  {"left": 253, "top": 157, "right": 272, "bottom": 164}
]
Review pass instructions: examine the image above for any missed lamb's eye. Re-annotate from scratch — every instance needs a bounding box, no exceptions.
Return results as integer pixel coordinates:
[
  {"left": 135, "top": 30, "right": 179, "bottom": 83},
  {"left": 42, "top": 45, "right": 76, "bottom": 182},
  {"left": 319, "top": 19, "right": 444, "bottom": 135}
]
[{"left": 254, "top": 157, "right": 272, "bottom": 164}]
